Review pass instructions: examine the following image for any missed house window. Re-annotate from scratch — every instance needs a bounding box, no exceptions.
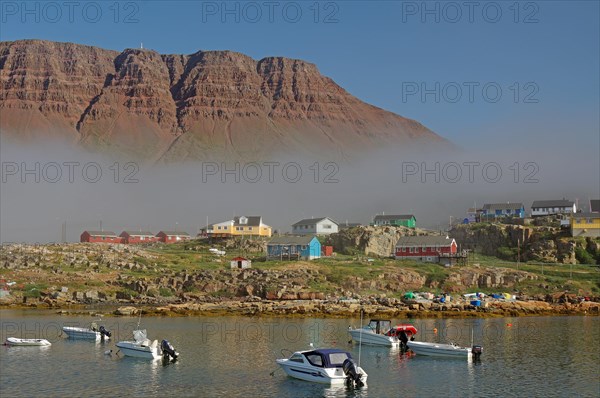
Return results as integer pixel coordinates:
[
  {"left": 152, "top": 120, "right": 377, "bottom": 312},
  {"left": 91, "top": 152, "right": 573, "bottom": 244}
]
[
  {"left": 588, "top": 219, "right": 593, "bottom": 224},
  {"left": 323, "top": 224, "right": 332, "bottom": 229},
  {"left": 410, "top": 247, "right": 415, "bottom": 253}
]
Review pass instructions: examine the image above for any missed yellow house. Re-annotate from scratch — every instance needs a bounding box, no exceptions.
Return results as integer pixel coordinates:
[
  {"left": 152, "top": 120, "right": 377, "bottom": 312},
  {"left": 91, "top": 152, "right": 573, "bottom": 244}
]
[
  {"left": 207, "top": 216, "right": 272, "bottom": 238},
  {"left": 571, "top": 213, "right": 600, "bottom": 237}
]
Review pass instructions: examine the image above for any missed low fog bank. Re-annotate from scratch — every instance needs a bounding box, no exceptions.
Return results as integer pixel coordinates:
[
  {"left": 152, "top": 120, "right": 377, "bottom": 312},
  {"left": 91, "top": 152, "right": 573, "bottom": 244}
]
[{"left": 1, "top": 139, "right": 598, "bottom": 243}]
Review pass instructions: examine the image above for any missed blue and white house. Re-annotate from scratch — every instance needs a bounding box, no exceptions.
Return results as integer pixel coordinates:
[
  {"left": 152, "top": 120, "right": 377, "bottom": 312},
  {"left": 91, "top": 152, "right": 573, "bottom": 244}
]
[
  {"left": 292, "top": 217, "right": 339, "bottom": 235},
  {"left": 267, "top": 236, "right": 321, "bottom": 260},
  {"left": 481, "top": 202, "right": 525, "bottom": 218}
]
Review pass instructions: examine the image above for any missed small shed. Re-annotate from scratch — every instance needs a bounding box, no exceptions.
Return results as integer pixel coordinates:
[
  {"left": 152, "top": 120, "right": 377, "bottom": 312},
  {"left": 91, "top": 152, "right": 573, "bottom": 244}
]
[
  {"left": 267, "top": 236, "right": 321, "bottom": 260},
  {"left": 230, "top": 257, "right": 251, "bottom": 269}
]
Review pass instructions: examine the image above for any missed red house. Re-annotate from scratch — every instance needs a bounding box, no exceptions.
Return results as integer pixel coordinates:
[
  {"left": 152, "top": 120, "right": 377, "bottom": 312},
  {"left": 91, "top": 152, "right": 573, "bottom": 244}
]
[
  {"left": 395, "top": 236, "right": 457, "bottom": 264},
  {"left": 156, "top": 231, "right": 191, "bottom": 243},
  {"left": 120, "top": 231, "right": 158, "bottom": 244},
  {"left": 80, "top": 231, "right": 123, "bottom": 244}
]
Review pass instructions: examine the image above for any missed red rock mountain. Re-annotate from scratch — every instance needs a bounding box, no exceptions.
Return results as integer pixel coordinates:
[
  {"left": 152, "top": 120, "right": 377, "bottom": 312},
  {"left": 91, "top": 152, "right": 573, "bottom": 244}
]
[{"left": 0, "top": 40, "right": 448, "bottom": 161}]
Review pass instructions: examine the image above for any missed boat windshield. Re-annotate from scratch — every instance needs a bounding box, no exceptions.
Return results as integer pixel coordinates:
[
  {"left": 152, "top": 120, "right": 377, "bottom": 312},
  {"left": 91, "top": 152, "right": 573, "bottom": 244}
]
[
  {"left": 367, "top": 320, "right": 391, "bottom": 334},
  {"left": 133, "top": 329, "right": 148, "bottom": 342}
]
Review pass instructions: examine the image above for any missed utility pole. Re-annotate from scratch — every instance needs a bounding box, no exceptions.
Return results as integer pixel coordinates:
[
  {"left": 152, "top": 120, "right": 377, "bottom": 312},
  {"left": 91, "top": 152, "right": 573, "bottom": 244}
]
[{"left": 517, "top": 238, "right": 520, "bottom": 271}]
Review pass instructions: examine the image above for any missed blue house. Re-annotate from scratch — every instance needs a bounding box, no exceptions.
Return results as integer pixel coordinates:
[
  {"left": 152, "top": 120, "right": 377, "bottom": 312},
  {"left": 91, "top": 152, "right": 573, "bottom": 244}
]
[
  {"left": 267, "top": 236, "right": 321, "bottom": 260},
  {"left": 482, "top": 202, "right": 525, "bottom": 219}
]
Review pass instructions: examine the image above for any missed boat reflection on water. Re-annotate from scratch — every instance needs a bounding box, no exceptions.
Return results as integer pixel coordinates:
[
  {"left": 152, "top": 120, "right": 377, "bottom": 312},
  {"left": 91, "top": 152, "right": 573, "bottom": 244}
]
[{"left": 322, "top": 383, "right": 369, "bottom": 398}]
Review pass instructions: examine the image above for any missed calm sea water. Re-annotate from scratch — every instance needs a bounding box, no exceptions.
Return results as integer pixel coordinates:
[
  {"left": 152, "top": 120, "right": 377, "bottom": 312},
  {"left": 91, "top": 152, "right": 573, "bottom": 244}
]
[{"left": 0, "top": 310, "right": 598, "bottom": 397}]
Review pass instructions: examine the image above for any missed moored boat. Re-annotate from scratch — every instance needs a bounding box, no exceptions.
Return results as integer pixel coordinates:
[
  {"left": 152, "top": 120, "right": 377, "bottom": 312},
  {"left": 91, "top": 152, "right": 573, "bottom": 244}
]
[
  {"left": 62, "top": 323, "right": 111, "bottom": 341},
  {"left": 276, "top": 348, "right": 367, "bottom": 386},
  {"left": 116, "top": 329, "right": 178, "bottom": 361},
  {"left": 4, "top": 337, "right": 51, "bottom": 346},
  {"left": 407, "top": 340, "right": 483, "bottom": 359},
  {"left": 348, "top": 319, "right": 417, "bottom": 348}
]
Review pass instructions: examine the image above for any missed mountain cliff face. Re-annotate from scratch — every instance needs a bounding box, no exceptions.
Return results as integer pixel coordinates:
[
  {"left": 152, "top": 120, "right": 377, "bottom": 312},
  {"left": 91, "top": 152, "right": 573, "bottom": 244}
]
[{"left": 0, "top": 40, "right": 448, "bottom": 161}]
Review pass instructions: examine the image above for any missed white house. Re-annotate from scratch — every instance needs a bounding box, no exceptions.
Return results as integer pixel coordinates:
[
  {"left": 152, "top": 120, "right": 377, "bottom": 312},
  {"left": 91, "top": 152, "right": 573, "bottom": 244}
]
[
  {"left": 531, "top": 200, "right": 576, "bottom": 217},
  {"left": 291, "top": 217, "right": 339, "bottom": 235},
  {"left": 230, "top": 257, "right": 251, "bottom": 269}
]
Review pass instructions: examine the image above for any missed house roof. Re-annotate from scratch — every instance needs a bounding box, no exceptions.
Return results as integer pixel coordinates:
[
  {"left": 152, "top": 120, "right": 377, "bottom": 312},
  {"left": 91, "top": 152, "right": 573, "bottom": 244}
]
[
  {"left": 233, "top": 216, "right": 263, "bottom": 227},
  {"left": 395, "top": 235, "right": 455, "bottom": 247},
  {"left": 483, "top": 203, "right": 524, "bottom": 211},
  {"left": 268, "top": 236, "right": 318, "bottom": 245},
  {"left": 83, "top": 231, "right": 118, "bottom": 237},
  {"left": 231, "top": 257, "right": 250, "bottom": 261},
  {"left": 158, "top": 231, "right": 190, "bottom": 236},
  {"left": 292, "top": 217, "right": 338, "bottom": 226},
  {"left": 591, "top": 200, "right": 600, "bottom": 213},
  {"left": 531, "top": 200, "right": 574, "bottom": 208},
  {"left": 374, "top": 214, "right": 415, "bottom": 221},
  {"left": 572, "top": 212, "right": 600, "bottom": 219},
  {"left": 121, "top": 231, "right": 154, "bottom": 236}
]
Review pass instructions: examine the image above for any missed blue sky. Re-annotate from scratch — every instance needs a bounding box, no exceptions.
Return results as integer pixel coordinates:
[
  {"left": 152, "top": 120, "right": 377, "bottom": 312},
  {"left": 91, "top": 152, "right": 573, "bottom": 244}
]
[{"left": 1, "top": 0, "right": 598, "bottom": 150}]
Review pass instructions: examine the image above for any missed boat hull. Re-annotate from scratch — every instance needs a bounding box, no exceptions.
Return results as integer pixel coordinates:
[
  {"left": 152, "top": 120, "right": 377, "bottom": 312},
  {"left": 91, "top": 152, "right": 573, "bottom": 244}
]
[
  {"left": 62, "top": 327, "right": 107, "bottom": 341},
  {"left": 407, "top": 341, "right": 472, "bottom": 358},
  {"left": 4, "top": 338, "right": 51, "bottom": 346},
  {"left": 276, "top": 360, "right": 367, "bottom": 384},
  {"left": 116, "top": 341, "right": 161, "bottom": 359},
  {"left": 348, "top": 329, "right": 398, "bottom": 347}
]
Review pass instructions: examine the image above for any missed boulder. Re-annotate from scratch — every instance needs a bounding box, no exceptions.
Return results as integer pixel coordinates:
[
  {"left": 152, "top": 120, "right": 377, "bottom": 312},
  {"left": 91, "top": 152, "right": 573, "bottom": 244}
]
[{"left": 114, "top": 306, "right": 139, "bottom": 316}]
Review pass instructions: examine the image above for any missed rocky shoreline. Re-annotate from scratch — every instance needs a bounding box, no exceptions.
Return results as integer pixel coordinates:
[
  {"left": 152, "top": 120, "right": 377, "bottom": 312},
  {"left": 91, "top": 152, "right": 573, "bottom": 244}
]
[{"left": 3, "top": 295, "right": 599, "bottom": 319}]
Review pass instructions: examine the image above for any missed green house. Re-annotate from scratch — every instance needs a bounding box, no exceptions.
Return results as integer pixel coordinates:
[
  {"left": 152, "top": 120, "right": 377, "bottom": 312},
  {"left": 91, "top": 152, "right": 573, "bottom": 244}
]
[{"left": 373, "top": 214, "right": 416, "bottom": 228}]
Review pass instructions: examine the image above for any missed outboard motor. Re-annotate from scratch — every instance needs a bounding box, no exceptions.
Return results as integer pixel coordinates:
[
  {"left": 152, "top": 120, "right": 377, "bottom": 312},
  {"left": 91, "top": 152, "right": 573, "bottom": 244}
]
[
  {"left": 471, "top": 345, "right": 483, "bottom": 360},
  {"left": 161, "top": 339, "right": 179, "bottom": 362},
  {"left": 398, "top": 330, "right": 409, "bottom": 353},
  {"left": 99, "top": 326, "right": 111, "bottom": 339},
  {"left": 342, "top": 358, "right": 364, "bottom": 387}
]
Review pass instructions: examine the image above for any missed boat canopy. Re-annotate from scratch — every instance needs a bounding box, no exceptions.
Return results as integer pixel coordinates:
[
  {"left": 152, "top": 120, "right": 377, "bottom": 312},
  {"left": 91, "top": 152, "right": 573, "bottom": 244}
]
[
  {"left": 386, "top": 324, "right": 418, "bottom": 337},
  {"left": 303, "top": 349, "right": 352, "bottom": 368}
]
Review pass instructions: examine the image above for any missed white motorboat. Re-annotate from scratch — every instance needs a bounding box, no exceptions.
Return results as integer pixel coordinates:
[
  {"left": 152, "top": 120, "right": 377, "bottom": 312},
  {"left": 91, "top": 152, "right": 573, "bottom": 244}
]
[
  {"left": 407, "top": 341, "right": 483, "bottom": 359},
  {"left": 348, "top": 319, "right": 404, "bottom": 347},
  {"left": 4, "top": 337, "right": 51, "bottom": 346},
  {"left": 276, "top": 348, "right": 367, "bottom": 386},
  {"left": 116, "top": 330, "right": 178, "bottom": 361},
  {"left": 62, "top": 322, "right": 111, "bottom": 341}
]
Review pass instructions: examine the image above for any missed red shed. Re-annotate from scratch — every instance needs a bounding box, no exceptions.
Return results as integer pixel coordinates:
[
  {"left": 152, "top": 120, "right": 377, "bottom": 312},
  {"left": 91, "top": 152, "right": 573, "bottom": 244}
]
[
  {"left": 395, "top": 236, "right": 457, "bottom": 263},
  {"left": 156, "top": 231, "right": 191, "bottom": 243},
  {"left": 322, "top": 245, "right": 334, "bottom": 257},
  {"left": 120, "top": 231, "right": 158, "bottom": 244},
  {"left": 80, "top": 231, "right": 123, "bottom": 244}
]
